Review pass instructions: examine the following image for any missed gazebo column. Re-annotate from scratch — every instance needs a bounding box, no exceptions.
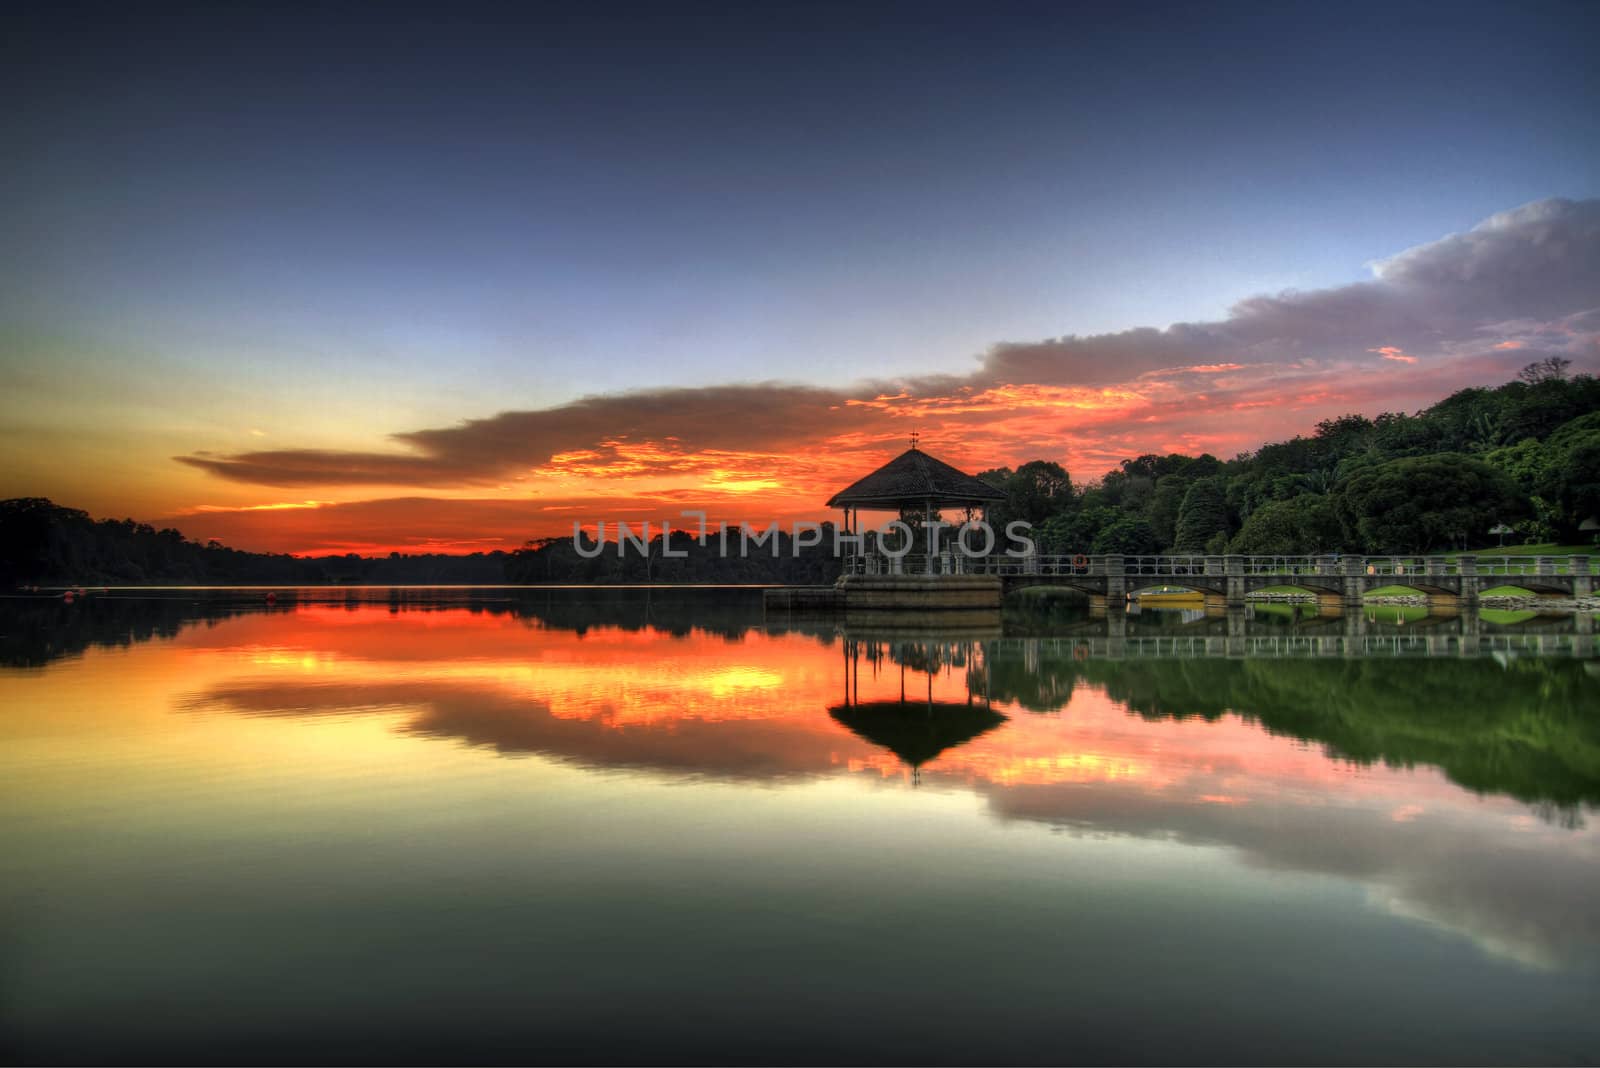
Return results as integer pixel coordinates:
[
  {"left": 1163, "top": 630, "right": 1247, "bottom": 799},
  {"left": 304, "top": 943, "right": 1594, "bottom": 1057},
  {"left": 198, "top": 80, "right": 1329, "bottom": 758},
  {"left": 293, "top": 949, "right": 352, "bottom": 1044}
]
[{"left": 924, "top": 497, "right": 933, "bottom": 575}]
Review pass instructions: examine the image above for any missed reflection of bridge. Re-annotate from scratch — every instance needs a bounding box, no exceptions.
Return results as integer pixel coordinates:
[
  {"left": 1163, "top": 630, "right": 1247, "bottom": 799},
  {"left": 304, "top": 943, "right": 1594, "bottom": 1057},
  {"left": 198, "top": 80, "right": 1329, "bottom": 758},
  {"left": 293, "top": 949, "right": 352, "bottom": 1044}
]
[
  {"left": 842, "top": 553, "right": 1594, "bottom": 608},
  {"left": 823, "top": 609, "right": 1596, "bottom": 665},
  {"left": 986, "top": 629, "right": 1596, "bottom": 661}
]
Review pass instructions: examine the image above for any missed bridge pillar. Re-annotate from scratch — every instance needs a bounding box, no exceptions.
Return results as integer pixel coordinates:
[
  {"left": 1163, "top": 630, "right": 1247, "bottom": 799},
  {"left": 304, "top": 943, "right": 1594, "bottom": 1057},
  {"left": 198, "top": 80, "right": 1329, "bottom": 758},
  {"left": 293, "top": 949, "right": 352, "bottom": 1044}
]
[
  {"left": 1572, "top": 555, "right": 1592, "bottom": 600},
  {"left": 1458, "top": 555, "right": 1479, "bottom": 607},
  {"left": 1343, "top": 609, "right": 1366, "bottom": 656},
  {"left": 1224, "top": 555, "right": 1245, "bottom": 607},
  {"left": 1342, "top": 556, "right": 1366, "bottom": 607},
  {"left": 1103, "top": 554, "right": 1126, "bottom": 606},
  {"left": 1105, "top": 606, "right": 1127, "bottom": 659},
  {"left": 1460, "top": 608, "right": 1481, "bottom": 657}
]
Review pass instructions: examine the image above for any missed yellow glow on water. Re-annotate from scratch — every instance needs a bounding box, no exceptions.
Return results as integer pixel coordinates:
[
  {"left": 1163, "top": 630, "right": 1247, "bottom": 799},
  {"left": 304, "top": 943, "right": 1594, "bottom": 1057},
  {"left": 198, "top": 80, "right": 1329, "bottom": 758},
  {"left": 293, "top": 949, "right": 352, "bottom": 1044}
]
[{"left": 0, "top": 602, "right": 1578, "bottom": 835}]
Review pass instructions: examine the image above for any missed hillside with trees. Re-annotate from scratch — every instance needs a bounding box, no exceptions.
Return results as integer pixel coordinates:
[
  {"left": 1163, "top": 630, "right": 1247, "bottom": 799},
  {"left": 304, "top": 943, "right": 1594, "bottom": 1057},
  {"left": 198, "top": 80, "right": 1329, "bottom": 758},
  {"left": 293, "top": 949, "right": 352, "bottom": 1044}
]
[
  {"left": 0, "top": 499, "right": 511, "bottom": 587},
  {"left": 978, "top": 358, "right": 1600, "bottom": 556}
]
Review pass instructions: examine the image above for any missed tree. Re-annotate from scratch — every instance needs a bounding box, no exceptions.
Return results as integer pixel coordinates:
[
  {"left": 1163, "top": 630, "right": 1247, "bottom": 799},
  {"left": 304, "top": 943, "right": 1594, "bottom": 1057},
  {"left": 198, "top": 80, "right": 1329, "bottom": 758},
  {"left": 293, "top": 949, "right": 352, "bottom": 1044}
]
[
  {"left": 1091, "top": 517, "right": 1159, "bottom": 555},
  {"left": 1146, "top": 475, "right": 1188, "bottom": 548},
  {"left": 1517, "top": 357, "right": 1571, "bottom": 384},
  {"left": 1002, "top": 460, "right": 1072, "bottom": 526},
  {"left": 1227, "top": 495, "right": 1342, "bottom": 554},
  {"left": 1484, "top": 438, "right": 1557, "bottom": 542},
  {"left": 1036, "top": 506, "right": 1114, "bottom": 553},
  {"left": 1539, "top": 422, "right": 1600, "bottom": 535},
  {"left": 1171, "top": 477, "right": 1228, "bottom": 552},
  {"left": 1332, "top": 454, "right": 1525, "bottom": 553},
  {"left": 0, "top": 498, "right": 60, "bottom": 585}
]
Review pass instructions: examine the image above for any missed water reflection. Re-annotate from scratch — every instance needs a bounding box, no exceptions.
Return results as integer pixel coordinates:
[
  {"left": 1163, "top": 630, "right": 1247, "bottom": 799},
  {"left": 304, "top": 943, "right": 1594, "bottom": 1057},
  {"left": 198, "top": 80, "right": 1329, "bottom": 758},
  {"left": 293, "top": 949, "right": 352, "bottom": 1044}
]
[
  {"left": 831, "top": 636, "right": 1008, "bottom": 780},
  {"left": 3, "top": 585, "right": 1600, "bottom": 984},
  {"left": 5, "top": 590, "right": 1598, "bottom": 810}
]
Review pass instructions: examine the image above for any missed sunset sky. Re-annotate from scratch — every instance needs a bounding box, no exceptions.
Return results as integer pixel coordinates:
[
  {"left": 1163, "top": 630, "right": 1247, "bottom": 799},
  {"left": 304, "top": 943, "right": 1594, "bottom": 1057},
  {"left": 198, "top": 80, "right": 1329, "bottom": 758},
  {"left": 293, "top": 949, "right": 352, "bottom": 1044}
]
[{"left": 3, "top": 2, "right": 1598, "bottom": 554}]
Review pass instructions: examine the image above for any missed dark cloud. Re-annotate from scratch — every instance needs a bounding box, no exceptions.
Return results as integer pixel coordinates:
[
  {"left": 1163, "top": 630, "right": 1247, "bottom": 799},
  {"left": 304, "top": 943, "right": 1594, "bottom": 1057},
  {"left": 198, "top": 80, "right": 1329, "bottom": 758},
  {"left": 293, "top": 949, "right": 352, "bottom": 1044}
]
[
  {"left": 177, "top": 383, "right": 863, "bottom": 487},
  {"left": 175, "top": 199, "right": 1600, "bottom": 488}
]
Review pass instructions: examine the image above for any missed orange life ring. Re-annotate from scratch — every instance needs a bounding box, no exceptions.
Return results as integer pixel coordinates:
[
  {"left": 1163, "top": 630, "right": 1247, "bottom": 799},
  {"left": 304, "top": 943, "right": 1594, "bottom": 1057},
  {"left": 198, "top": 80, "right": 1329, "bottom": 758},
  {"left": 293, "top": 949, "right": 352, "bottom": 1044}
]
[
  {"left": 1073, "top": 553, "right": 1088, "bottom": 570},
  {"left": 1073, "top": 645, "right": 1088, "bottom": 662}
]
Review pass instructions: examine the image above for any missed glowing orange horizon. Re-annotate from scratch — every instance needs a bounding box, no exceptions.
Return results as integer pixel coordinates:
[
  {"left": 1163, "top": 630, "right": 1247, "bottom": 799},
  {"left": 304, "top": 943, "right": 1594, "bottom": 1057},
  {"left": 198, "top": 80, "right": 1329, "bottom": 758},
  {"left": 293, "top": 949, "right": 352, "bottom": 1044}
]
[{"left": 1, "top": 338, "right": 1549, "bottom": 557}]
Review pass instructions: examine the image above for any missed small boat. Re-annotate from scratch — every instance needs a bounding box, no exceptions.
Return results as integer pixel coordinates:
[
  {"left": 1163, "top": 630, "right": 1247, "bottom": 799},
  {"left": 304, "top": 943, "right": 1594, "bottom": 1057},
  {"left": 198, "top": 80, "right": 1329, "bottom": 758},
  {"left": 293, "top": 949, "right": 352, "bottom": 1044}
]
[{"left": 1136, "top": 586, "right": 1204, "bottom": 605}]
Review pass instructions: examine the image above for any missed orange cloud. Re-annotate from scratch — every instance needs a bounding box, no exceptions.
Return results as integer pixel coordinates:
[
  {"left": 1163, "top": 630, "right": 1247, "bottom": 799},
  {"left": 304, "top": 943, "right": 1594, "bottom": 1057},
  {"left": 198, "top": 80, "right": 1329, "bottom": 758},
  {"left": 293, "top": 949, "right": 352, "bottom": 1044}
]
[{"left": 1369, "top": 346, "right": 1418, "bottom": 363}]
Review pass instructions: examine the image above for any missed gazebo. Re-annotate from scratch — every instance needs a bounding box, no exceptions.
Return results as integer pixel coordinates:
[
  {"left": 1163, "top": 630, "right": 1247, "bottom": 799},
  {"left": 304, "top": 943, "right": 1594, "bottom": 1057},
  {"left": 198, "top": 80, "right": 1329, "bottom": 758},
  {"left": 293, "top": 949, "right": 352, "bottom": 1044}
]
[
  {"left": 825, "top": 445, "right": 1005, "bottom": 569},
  {"left": 762, "top": 441, "right": 1006, "bottom": 613}
]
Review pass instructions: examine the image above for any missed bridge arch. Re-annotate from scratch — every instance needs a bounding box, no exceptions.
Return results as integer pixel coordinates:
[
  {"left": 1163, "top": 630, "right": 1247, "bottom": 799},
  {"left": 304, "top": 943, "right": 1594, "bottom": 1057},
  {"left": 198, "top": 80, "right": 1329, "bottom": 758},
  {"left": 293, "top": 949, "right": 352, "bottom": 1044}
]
[
  {"left": 1003, "top": 577, "right": 1102, "bottom": 599},
  {"left": 1478, "top": 581, "right": 1573, "bottom": 596},
  {"left": 1248, "top": 582, "right": 1335, "bottom": 595},
  {"left": 1370, "top": 582, "right": 1459, "bottom": 599},
  {"left": 1128, "top": 581, "right": 1226, "bottom": 598}
]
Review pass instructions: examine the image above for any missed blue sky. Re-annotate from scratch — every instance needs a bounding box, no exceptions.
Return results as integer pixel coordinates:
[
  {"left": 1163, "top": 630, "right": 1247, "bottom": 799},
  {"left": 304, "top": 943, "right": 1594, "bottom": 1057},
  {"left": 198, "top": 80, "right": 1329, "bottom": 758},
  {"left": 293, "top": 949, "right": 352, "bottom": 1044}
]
[{"left": 2, "top": 1, "right": 1597, "bottom": 547}]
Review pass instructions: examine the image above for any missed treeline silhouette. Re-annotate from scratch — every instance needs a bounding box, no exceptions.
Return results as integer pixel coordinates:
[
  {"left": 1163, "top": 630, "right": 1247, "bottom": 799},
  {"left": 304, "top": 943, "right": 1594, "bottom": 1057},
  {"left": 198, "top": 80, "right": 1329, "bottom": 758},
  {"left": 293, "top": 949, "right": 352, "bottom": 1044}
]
[
  {"left": 501, "top": 527, "right": 842, "bottom": 585},
  {"left": 5, "top": 362, "right": 1598, "bottom": 586},
  {"left": 0, "top": 499, "right": 512, "bottom": 586}
]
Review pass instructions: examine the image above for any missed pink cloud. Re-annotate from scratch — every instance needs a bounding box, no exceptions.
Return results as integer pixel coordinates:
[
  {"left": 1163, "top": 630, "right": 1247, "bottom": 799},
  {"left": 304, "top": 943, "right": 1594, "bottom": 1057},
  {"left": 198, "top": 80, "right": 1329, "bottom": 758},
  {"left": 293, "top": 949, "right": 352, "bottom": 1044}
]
[{"left": 1369, "top": 346, "right": 1419, "bottom": 364}]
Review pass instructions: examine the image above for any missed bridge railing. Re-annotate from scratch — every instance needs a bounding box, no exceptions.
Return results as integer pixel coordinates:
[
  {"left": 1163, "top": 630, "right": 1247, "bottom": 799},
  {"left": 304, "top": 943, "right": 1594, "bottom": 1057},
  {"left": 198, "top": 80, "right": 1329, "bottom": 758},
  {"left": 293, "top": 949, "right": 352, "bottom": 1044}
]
[
  {"left": 841, "top": 552, "right": 1592, "bottom": 580},
  {"left": 1468, "top": 555, "right": 1588, "bottom": 577},
  {"left": 964, "top": 555, "right": 1098, "bottom": 576},
  {"left": 1362, "top": 555, "right": 1466, "bottom": 578},
  {"left": 981, "top": 632, "right": 1596, "bottom": 660},
  {"left": 1124, "top": 555, "right": 1222, "bottom": 576},
  {"left": 842, "top": 553, "right": 946, "bottom": 576},
  {"left": 1363, "top": 555, "right": 1590, "bottom": 578}
]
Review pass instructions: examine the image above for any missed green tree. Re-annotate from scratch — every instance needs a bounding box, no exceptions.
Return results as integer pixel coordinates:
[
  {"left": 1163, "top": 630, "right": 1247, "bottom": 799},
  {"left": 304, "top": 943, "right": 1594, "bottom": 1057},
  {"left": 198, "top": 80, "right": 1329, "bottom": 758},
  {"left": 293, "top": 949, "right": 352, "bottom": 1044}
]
[
  {"left": 1539, "top": 419, "right": 1600, "bottom": 534},
  {"left": 1004, "top": 460, "right": 1073, "bottom": 525},
  {"left": 1146, "top": 475, "right": 1188, "bottom": 548},
  {"left": 1333, "top": 454, "right": 1525, "bottom": 553},
  {"left": 1036, "top": 506, "right": 1113, "bottom": 553},
  {"left": 1484, "top": 438, "right": 1557, "bottom": 542},
  {"left": 1227, "top": 494, "right": 1342, "bottom": 554},
  {"left": 1171, "top": 477, "right": 1228, "bottom": 552},
  {"left": 1091, "top": 516, "right": 1159, "bottom": 555}
]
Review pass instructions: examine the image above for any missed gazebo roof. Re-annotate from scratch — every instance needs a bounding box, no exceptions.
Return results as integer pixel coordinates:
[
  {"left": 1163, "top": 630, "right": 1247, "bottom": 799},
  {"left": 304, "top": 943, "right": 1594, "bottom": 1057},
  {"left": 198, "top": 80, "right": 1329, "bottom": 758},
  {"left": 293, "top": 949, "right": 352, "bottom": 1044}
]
[{"left": 825, "top": 448, "right": 1005, "bottom": 509}]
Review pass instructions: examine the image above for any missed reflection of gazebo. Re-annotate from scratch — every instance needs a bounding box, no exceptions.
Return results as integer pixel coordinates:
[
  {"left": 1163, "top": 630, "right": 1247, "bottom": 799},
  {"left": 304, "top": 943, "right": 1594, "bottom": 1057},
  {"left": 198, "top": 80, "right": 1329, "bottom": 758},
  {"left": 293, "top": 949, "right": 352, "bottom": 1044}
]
[
  {"left": 829, "top": 701, "right": 1006, "bottom": 775},
  {"left": 832, "top": 632, "right": 1006, "bottom": 782},
  {"left": 826, "top": 446, "right": 1004, "bottom": 573}
]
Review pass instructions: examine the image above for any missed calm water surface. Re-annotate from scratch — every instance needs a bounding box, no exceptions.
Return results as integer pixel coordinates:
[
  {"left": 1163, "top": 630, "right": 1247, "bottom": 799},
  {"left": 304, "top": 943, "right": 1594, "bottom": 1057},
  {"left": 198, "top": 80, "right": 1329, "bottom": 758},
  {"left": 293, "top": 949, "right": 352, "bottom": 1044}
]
[{"left": 2, "top": 588, "right": 1598, "bottom": 1064}]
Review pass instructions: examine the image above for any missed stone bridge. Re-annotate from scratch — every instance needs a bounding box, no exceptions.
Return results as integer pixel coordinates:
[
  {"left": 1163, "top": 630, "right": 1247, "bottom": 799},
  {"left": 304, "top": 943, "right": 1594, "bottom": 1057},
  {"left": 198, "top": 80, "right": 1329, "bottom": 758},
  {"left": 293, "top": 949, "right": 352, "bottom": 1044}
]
[{"left": 842, "top": 553, "right": 1594, "bottom": 608}]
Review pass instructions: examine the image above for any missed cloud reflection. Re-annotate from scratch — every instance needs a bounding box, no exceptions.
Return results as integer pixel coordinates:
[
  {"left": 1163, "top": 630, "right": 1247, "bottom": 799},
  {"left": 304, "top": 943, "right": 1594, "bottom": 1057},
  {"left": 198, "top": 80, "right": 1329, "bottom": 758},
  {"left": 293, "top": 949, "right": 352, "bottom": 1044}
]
[{"left": 165, "top": 604, "right": 1600, "bottom": 973}]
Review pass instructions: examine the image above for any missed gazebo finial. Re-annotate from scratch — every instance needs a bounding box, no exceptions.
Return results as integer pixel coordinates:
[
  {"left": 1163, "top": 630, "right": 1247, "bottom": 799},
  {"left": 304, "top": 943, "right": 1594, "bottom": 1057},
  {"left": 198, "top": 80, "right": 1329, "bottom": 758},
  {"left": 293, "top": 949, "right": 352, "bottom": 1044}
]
[{"left": 909, "top": 428, "right": 919, "bottom": 450}]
